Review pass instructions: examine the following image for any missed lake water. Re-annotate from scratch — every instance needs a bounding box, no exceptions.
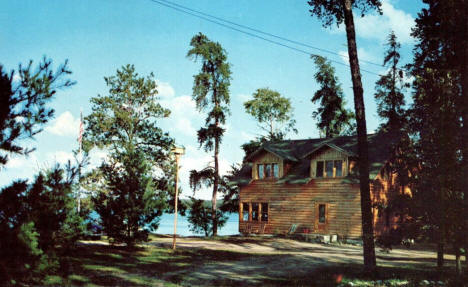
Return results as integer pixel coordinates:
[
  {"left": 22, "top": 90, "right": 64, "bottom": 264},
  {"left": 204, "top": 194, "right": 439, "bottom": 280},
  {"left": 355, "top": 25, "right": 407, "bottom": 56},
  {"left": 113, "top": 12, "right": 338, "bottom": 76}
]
[
  {"left": 90, "top": 211, "right": 240, "bottom": 236},
  {"left": 157, "top": 213, "right": 239, "bottom": 236}
]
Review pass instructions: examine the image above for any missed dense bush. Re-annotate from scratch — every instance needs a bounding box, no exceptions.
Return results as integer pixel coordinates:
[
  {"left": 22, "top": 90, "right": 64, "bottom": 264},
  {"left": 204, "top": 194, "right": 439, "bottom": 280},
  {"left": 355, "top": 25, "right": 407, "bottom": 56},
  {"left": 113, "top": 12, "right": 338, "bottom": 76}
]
[
  {"left": 0, "top": 164, "right": 84, "bottom": 285},
  {"left": 187, "top": 197, "right": 228, "bottom": 237}
]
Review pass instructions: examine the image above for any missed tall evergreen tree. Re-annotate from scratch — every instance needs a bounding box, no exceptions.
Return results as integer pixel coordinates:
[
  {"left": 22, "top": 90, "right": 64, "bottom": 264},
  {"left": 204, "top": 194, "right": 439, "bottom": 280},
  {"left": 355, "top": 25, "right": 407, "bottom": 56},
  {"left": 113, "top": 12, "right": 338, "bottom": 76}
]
[
  {"left": 84, "top": 65, "right": 174, "bottom": 246},
  {"left": 374, "top": 31, "right": 407, "bottom": 133},
  {"left": 409, "top": 0, "right": 467, "bottom": 273},
  {"left": 308, "top": 0, "right": 381, "bottom": 271},
  {"left": 0, "top": 58, "right": 74, "bottom": 166},
  {"left": 187, "top": 33, "right": 231, "bottom": 236},
  {"left": 311, "top": 55, "right": 355, "bottom": 138}
]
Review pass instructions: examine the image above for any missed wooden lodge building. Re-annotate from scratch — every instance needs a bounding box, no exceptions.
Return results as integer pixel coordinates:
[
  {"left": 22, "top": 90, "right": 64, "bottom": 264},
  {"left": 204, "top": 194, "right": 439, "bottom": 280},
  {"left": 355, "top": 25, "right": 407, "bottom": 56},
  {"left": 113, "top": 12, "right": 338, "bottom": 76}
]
[{"left": 231, "top": 133, "right": 403, "bottom": 240}]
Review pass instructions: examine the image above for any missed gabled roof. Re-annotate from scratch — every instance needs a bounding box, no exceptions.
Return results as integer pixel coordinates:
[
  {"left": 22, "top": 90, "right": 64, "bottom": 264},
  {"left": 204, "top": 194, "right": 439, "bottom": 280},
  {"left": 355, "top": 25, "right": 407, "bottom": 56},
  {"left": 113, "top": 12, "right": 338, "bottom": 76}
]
[
  {"left": 231, "top": 132, "right": 398, "bottom": 186},
  {"left": 246, "top": 145, "right": 299, "bottom": 162}
]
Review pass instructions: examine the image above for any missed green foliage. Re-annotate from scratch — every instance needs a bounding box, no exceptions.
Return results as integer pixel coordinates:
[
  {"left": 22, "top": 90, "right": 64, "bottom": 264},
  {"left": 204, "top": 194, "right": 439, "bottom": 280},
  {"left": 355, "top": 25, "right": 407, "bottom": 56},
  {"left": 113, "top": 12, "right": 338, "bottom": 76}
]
[
  {"left": 406, "top": 0, "right": 467, "bottom": 271},
  {"left": 311, "top": 56, "right": 355, "bottom": 138},
  {"left": 187, "top": 197, "right": 228, "bottom": 237},
  {"left": 187, "top": 33, "right": 231, "bottom": 236},
  {"left": 187, "top": 32, "right": 231, "bottom": 152},
  {"left": 308, "top": 0, "right": 381, "bottom": 271},
  {"left": 0, "top": 164, "right": 84, "bottom": 285},
  {"left": 93, "top": 149, "right": 167, "bottom": 246},
  {"left": 0, "top": 58, "right": 75, "bottom": 166},
  {"left": 374, "top": 32, "right": 407, "bottom": 133},
  {"left": 84, "top": 64, "right": 174, "bottom": 246},
  {"left": 244, "top": 88, "right": 297, "bottom": 139},
  {"left": 219, "top": 165, "right": 241, "bottom": 213},
  {"left": 84, "top": 64, "right": 172, "bottom": 163},
  {"left": 307, "top": 0, "right": 381, "bottom": 28},
  {"left": 28, "top": 164, "right": 85, "bottom": 253}
]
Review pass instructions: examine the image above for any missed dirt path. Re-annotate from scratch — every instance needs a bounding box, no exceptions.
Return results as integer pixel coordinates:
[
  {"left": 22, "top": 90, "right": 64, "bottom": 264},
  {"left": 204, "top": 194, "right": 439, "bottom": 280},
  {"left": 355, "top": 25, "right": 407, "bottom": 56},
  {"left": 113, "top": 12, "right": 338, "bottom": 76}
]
[{"left": 147, "top": 236, "right": 460, "bottom": 286}]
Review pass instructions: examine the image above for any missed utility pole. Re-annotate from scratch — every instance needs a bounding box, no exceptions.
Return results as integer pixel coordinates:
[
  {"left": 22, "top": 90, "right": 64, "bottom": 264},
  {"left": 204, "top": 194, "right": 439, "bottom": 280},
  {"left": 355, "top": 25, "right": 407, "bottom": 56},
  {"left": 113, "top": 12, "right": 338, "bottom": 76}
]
[{"left": 172, "top": 146, "right": 185, "bottom": 250}]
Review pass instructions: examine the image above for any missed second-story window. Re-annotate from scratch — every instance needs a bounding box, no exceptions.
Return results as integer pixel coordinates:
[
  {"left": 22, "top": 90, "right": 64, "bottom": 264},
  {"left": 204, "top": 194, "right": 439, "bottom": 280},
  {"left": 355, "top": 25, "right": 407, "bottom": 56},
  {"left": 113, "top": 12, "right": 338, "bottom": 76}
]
[
  {"left": 257, "top": 163, "right": 279, "bottom": 179},
  {"left": 316, "top": 160, "right": 344, "bottom": 178}
]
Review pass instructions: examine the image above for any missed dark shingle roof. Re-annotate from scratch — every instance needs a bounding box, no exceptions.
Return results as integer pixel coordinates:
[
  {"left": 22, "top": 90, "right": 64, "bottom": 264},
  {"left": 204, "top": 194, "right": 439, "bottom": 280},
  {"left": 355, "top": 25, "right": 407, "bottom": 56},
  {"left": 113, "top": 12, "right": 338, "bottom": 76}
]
[{"left": 232, "top": 133, "right": 397, "bottom": 186}]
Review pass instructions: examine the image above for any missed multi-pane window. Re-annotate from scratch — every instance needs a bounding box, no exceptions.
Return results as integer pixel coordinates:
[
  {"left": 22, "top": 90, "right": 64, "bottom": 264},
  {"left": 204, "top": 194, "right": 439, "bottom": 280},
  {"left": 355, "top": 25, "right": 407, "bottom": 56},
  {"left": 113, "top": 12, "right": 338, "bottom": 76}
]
[
  {"left": 257, "top": 163, "right": 279, "bottom": 179},
  {"left": 325, "top": 161, "right": 334, "bottom": 177},
  {"left": 315, "top": 160, "right": 344, "bottom": 178},
  {"left": 242, "top": 203, "right": 249, "bottom": 221},
  {"left": 241, "top": 202, "right": 269, "bottom": 222},
  {"left": 258, "top": 164, "right": 265, "bottom": 179},
  {"left": 273, "top": 164, "right": 279, "bottom": 177},
  {"left": 334, "top": 160, "right": 343, "bottom": 177},
  {"left": 316, "top": 161, "right": 324, "bottom": 178},
  {"left": 252, "top": 203, "right": 259, "bottom": 221},
  {"left": 318, "top": 204, "right": 326, "bottom": 223}
]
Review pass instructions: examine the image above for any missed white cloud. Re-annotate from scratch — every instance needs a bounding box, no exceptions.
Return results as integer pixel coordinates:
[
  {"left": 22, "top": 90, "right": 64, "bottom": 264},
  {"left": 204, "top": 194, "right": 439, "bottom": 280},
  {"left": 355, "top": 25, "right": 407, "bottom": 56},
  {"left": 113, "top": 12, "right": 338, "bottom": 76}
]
[
  {"left": 161, "top": 93, "right": 203, "bottom": 137},
  {"left": 175, "top": 118, "right": 197, "bottom": 137},
  {"left": 156, "top": 80, "right": 175, "bottom": 98},
  {"left": 237, "top": 93, "right": 250, "bottom": 102},
  {"left": 47, "top": 150, "right": 75, "bottom": 165},
  {"left": 330, "top": 0, "right": 415, "bottom": 44},
  {"left": 45, "top": 111, "right": 80, "bottom": 137},
  {"left": 338, "top": 47, "right": 378, "bottom": 65},
  {"left": 178, "top": 145, "right": 231, "bottom": 200},
  {"left": 5, "top": 154, "right": 38, "bottom": 169},
  {"left": 12, "top": 73, "right": 21, "bottom": 82},
  {"left": 87, "top": 148, "right": 109, "bottom": 169}
]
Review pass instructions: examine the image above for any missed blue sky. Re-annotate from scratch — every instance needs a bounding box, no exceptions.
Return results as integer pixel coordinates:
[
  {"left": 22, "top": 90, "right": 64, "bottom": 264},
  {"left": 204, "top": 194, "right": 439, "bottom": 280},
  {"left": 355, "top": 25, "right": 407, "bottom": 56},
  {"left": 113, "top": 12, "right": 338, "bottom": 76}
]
[{"left": 1, "top": 0, "right": 424, "bottom": 199}]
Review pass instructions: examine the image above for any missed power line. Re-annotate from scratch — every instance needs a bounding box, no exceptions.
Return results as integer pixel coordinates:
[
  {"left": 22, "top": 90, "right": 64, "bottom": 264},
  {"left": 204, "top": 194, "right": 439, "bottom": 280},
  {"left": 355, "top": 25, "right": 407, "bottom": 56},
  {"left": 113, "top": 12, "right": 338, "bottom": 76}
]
[
  {"left": 148, "top": 0, "right": 383, "bottom": 77},
  {"left": 157, "top": 0, "right": 386, "bottom": 69}
]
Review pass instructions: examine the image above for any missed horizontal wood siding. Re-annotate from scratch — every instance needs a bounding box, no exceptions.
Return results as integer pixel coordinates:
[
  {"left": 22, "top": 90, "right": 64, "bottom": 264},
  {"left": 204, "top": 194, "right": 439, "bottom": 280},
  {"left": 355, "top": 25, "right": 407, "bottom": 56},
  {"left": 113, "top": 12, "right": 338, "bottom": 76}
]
[{"left": 239, "top": 179, "right": 363, "bottom": 238}]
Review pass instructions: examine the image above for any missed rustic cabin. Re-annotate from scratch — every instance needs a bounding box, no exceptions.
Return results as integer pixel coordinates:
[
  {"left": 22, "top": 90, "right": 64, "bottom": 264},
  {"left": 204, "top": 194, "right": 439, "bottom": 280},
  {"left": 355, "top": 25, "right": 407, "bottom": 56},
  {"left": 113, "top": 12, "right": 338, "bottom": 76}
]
[{"left": 231, "top": 133, "right": 406, "bottom": 241}]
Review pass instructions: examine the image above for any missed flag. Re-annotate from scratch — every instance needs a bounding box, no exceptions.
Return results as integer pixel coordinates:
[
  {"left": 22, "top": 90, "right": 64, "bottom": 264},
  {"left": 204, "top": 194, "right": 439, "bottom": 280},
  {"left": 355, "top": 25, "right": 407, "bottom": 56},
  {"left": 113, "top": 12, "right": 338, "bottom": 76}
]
[{"left": 78, "top": 110, "right": 83, "bottom": 154}]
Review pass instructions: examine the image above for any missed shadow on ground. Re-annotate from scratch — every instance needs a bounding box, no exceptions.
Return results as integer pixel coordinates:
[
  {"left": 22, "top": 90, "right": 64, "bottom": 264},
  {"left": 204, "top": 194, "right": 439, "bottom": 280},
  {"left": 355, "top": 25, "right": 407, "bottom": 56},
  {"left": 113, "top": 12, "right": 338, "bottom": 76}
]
[{"left": 50, "top": 241, "right": 459, "bottom": 287}]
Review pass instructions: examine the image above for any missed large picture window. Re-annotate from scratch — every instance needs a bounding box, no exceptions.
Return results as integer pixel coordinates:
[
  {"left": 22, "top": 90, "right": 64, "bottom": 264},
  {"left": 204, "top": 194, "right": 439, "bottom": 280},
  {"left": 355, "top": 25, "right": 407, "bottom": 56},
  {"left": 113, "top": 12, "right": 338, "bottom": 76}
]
[{"left": 241, "top": 202, "right": 269, "bottom": 222}]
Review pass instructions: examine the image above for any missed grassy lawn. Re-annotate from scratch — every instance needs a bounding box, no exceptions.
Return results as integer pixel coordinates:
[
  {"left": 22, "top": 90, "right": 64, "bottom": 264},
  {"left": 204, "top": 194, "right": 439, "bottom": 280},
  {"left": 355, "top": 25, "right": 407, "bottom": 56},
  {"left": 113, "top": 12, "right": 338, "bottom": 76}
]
[{"left": 44, "top": 237, "right": 466, "bottom": 287}]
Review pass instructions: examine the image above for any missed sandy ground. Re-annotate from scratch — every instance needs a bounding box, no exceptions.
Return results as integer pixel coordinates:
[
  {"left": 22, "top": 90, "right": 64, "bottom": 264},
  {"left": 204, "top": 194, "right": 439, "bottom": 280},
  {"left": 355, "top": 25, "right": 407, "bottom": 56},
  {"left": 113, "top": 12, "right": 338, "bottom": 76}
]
[{"left": 144, "top": 236, "right": 462, "bottom": 286}]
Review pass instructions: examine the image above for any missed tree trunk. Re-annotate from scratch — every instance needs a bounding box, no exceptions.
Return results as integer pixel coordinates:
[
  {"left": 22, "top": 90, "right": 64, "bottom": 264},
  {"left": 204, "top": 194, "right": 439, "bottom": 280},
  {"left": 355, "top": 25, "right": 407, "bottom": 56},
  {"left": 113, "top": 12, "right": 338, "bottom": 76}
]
[
  {"left": 342, "top": 0, "right": 376, "bottom": 271},
  {"left": 455, "top": 245, "right": 462, "bottom": 276},
  {"left": 212, "top": 92, "right": 220, "bottom": 236},
  {"left": 213, "top": 135, "right": 219, "bottom": 237},
  {"left": 437, "top": 242, "right": 444, "bottom": 270},
  {"left": 461, "top": 6, "right": 468, "bottom": 274}
]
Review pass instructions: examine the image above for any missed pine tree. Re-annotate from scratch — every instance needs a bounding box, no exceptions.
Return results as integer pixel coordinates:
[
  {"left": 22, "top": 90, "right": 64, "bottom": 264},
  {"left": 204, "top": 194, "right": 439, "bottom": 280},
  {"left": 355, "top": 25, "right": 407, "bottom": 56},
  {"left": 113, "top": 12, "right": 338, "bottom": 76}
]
[
  {"left": 308, "top": 0, "right": 382, "bottom": 271},
  {"left": 0, "top": 58, "right": 74, "bottom": 166},
  {"left": 409, "top": 0, "right": 467, "bottom": 273},
  {"left": 84, "top": 64, "right": 174, "bottom": 246},
  {"left": 374, "top": 31, "right": 407, "bottom": 133},
  {"left": 187, "top": 33, "right": 231, "bottom": 236},
  {"left": 311, "top": 55, "right": 355, "bottom": 138}
]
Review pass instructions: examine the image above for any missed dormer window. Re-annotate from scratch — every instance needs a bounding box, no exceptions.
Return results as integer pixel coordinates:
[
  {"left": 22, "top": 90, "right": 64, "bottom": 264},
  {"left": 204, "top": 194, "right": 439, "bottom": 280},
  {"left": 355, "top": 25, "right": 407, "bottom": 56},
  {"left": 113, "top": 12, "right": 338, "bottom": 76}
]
[
  {"left": 257, "top": 163, "right": 279, "bottom": 179},
  {"left": 316, "top": 160, "right": 343, "bottom": 178}
]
